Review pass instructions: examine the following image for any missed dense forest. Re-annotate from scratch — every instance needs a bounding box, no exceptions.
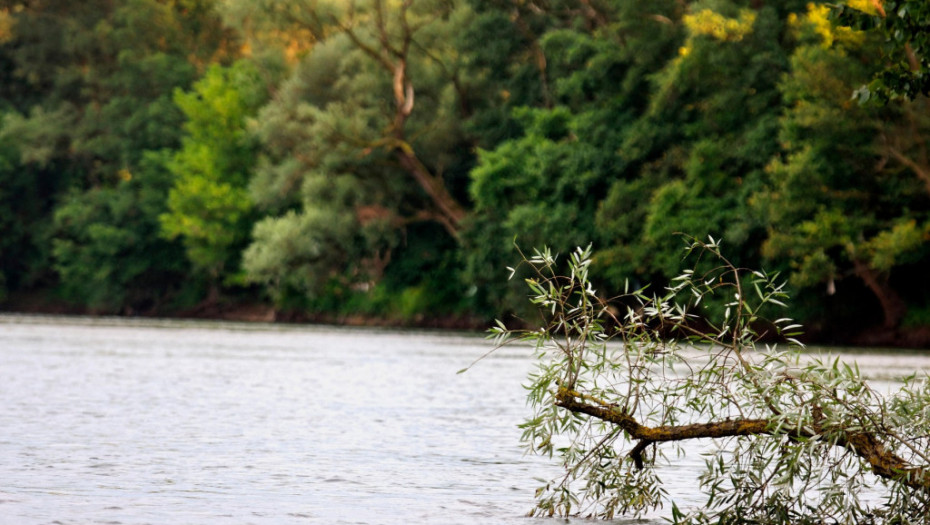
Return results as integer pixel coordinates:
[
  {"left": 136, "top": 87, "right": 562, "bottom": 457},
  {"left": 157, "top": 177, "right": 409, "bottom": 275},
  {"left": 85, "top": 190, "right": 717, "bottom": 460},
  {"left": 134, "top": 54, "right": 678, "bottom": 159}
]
[{"left": 0, "top": 0, "right": 928, "bottom": 346}]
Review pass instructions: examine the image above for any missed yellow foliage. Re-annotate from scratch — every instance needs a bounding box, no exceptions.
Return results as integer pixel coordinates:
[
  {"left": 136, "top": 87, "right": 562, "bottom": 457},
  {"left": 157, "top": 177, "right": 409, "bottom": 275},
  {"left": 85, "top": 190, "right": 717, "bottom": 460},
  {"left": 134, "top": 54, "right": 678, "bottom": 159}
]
[
  {"left": 240, "top": 40, "right": 253, "bottom": 58},
  {"left": 683, "top": 8, "right": 757, "bottom": 42},
  {"left": 284, "top": 38, "right": 308, "bottom": 64},
  {"left": 795, "top": 3, "right": 864, "bottom": 48},
  {"left": 847, "top": 0, "right": 884, "bottom": 16},
  {"left": 865, "top": 220, "right": 928, "bottom": 271},
  {"left": 239, "top": 27, "right": 315, "bottom": 65},
  {"left": 0, "top": 9, "right": 13, "bottom": 45},
  {"left": 118, "top": 169, "right": 133, "bottom": 182}
]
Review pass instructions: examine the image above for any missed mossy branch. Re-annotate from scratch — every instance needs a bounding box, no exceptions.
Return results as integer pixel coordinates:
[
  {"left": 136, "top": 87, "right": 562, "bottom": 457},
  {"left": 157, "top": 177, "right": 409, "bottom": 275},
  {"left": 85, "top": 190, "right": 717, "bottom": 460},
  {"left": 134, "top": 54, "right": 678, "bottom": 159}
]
[{"left": 555, "top": 387, "right": 930, "bottom": 493}]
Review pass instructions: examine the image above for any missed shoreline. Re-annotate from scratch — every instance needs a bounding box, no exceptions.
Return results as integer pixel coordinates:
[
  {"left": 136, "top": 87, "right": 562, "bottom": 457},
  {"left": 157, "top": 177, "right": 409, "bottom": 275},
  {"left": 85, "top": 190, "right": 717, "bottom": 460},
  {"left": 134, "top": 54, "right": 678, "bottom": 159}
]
[
  {"left": 0, "top": 292, "right": 491, "bottom": 332},
  {"left": 2, "top": 294, "right": 928, "bottom": 349}
]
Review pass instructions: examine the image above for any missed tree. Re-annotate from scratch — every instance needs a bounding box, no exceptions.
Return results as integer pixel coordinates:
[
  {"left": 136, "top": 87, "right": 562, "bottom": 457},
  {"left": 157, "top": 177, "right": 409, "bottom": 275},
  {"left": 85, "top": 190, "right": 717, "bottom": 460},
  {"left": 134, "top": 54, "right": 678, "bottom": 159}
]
[
  {"left": 463, "top": 0, "right": 685, "bottom": 308},
  {"left": 239, "top": 0, "right": 470, "bottom": 235},
  {"left": 1, "top": 0, "right": 235, "bottom": 184},
  {"left": 159, "top": 60, "right": 272, "bottom": 298},
  {"left": 758, "top": 4, "right": 930, "bottom": 334},
  {"left": 595, "top": 1, "right": 802, "bottom": 283},
  {"left": 464, "top": 0, "right": 802, "bottom": 318},
  {"left": 0, "top": 126, "right": 50, "bottom": 302},
  {"left": 477, "top": 238, "right": 930, "bottom": 522},
  {"left": 0, "top": 0, "right": 236, "bottom": 310},
  {"left": 239, "top": 0, "right": 477, "bottom": 311},
  {"left": 833, "top": 0, "right": 930, "bottom": 101},
  {"left": 467, "top": 106, "right": 615, "bottom": 313},
  {"left": 51, "top": 152, "right": 191, "bottom": 313}
]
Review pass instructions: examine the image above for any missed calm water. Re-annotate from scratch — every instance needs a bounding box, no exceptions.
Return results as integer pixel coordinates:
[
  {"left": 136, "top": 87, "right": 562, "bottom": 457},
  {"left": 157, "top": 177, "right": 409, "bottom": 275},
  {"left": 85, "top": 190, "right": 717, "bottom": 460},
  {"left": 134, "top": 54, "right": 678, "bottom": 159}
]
[{"left": 1, "top": 315, "right": 928, "bottom": 525}]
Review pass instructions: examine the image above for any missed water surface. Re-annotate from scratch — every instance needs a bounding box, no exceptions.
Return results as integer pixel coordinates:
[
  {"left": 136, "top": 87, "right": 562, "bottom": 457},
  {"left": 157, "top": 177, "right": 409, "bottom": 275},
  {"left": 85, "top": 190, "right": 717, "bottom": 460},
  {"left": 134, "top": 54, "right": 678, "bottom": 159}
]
[{"left": 1, "top": 315, "right": 927, "bottom": 524}]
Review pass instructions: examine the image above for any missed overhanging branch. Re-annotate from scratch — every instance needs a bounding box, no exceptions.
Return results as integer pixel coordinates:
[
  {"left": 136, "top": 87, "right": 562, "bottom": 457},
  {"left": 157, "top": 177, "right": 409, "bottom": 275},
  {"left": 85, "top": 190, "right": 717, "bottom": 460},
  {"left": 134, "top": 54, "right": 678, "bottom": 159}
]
[{"left": 555, "top": 388, "right": 930, "bottom": 493}]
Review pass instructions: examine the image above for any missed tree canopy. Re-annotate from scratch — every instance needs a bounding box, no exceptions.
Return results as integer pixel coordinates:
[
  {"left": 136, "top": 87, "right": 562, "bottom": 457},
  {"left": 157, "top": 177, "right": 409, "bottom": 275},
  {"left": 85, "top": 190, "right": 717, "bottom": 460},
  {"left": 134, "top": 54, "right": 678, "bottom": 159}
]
[
  {"left": 834, "top": 0, "right": 930, "bottom": 101},
  {"left": 0, "top": 0, "right": 928, "bottom": 342}
]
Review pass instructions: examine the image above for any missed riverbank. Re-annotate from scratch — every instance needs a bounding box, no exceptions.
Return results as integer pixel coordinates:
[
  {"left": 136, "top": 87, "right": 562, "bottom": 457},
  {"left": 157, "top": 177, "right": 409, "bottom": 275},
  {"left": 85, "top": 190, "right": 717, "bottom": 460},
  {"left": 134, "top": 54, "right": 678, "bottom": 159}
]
[
  {"left": 0, "top": 290, "right": 490, "bottom": 331},
  {"left": 3, "top": 291, "right": 928, "bottom": 349}
]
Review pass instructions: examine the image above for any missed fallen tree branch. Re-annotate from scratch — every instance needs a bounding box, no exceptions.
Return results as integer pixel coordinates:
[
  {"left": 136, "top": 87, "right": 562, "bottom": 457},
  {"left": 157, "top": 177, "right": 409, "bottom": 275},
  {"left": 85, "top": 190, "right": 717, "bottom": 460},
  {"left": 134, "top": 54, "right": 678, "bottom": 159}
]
[
  {"left": 499, "top": 240, "right": 930, "bottom": 520},
  {"left": 555, "top": 387, "right": 930, "bottom": 493}
]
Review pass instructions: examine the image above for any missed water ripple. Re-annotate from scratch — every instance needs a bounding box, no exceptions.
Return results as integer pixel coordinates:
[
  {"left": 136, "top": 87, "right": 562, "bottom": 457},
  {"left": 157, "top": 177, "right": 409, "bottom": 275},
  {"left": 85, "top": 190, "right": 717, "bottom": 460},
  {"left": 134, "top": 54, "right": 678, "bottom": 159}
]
[
  {"left": 0, "top": 315, "right": 558, "bottom": 525},
  {"left": 2, "top": 314, "right": 922, "bottom": 524}
]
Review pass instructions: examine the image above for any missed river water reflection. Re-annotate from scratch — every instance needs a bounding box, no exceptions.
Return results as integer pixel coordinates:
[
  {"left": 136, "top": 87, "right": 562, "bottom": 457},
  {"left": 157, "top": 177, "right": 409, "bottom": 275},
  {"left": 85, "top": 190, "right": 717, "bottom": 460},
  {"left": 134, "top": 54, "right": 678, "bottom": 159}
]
[{"left": 1, "top": 314, "right": 928, "bottom": 524}]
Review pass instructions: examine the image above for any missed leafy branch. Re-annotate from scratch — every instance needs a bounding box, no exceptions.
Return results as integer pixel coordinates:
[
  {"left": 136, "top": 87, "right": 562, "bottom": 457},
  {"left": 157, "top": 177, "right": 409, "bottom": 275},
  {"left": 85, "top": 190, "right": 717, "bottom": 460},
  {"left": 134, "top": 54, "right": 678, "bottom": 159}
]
[{"left": 486, "top": 236, "right": 930, "bottom": 522}]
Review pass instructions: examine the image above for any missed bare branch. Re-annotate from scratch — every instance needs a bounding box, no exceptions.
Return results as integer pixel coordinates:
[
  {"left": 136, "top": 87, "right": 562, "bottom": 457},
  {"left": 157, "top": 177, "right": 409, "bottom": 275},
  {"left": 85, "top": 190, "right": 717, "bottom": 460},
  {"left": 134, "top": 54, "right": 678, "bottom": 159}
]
[{"left": 887, "top": 145, "right": 930, "bottom": 195}]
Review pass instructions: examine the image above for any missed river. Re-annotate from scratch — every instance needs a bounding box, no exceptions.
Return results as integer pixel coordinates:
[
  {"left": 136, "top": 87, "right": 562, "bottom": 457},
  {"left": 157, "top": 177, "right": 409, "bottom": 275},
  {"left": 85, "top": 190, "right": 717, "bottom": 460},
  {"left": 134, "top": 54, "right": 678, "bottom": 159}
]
[{"left": 1, "top": 314, "right": 928, "bottom": 524}]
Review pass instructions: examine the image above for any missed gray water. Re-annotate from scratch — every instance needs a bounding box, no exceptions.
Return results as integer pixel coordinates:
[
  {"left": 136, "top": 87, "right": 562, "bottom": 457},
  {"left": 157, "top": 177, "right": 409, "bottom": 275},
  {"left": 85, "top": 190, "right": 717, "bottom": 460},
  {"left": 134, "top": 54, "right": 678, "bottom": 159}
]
[{"left": 1, "top": 315, "right": 928, "bottom": 525}]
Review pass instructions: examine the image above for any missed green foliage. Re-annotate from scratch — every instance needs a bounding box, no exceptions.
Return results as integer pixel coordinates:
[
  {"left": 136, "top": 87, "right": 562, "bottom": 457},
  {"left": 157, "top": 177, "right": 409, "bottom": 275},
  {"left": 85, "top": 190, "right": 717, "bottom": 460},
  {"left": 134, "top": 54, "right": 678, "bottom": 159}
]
[
  {"left": 481, "top": 238, "right": 930, "bottom": 521},
  {"left": 833, "top": 0, "right": 930, "bottom": 101},
  {"left": 1, "top": 0, "right": 230, "bottom": 182},
  {"left": 601, "top": 2, "right": 788, "bottom": 274},
  {"left": 243, "top": 203, "right": 358, "bottom": 306},
  {"left": 0, "top": 0, "right": 928, "bottom": 337},
  {"left": 466, "top": 0, "right": 930, "bottom": 337},
  {"left": 466, "top": 104, "right": 615, "bottom": 314},
  {"left": 240, "top": 0, "right": 477, "bottom": 310},
  {"left": 469, "top": 106, "right": 600, "bottom": 247},
  {"left": 160, "top": 61, "right": 270, "bottom": 282},
  {"left": 51, "top": 152, "right": 191, "bottom": 312},
  {"left": 467, "top": 0, "right": 798, "bottom": 319},
  {"left": 0, "top": 0, "right": 236, "bottom": 310},
  {"left": 758, "top": 4, "right": 930, "bottom": 329},
  {"left": 903, "top": 305, "right": 930, "bottom": 329},
  {"left": 0, "top": 131, "right": 34, "bottom": 300}
]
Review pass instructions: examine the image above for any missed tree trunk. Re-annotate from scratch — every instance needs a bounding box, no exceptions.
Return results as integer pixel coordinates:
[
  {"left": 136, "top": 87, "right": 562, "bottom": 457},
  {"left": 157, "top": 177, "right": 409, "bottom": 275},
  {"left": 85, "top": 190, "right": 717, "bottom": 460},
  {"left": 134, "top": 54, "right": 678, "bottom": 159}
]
[
  {"left": 338, "top": 3, "right": 469, "bottom": 239},
  {"left": 388, "top": 54, "right": 466, "bottom": 238},
  {"left": 393, "top": 142, "right": 466, "bottom": 238},
  {"left": 852, "top": 259, "right": 907, "bottom": 329}
]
